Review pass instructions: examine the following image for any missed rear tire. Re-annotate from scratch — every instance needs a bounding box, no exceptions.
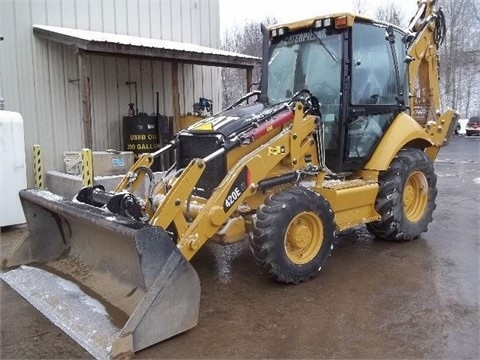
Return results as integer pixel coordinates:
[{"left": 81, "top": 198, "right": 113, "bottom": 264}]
[
  {"left": 366, "top": 148, "right": 437, "bottom": 241},
  {"left": 250, "top": 187, "right": 335, "bottom": 284}
]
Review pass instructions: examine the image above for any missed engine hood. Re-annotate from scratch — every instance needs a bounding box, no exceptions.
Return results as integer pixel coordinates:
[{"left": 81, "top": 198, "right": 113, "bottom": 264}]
[{"left": 185, "top": 102, "right": 285, "bottom": 138}]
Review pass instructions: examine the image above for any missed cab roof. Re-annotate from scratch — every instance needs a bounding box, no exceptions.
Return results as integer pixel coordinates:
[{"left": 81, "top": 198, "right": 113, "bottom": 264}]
[{"left": 268, "top": 13, "right": 374, "bottom": 32}]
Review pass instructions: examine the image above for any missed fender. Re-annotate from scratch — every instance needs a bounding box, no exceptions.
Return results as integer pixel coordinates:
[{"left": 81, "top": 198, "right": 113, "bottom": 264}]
[{"left": 365, "top": 112, "right": 433, "bottom": 171}]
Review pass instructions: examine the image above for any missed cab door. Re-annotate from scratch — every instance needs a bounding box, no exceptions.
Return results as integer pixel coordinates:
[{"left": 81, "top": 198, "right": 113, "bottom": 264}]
[{"left": 342, "top": 22, "right": 408, "bottom": 171}]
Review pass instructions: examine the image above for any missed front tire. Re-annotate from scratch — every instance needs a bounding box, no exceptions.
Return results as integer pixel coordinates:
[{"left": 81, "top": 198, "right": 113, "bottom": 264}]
[
  {"left": 367, "top": 148, "right": 437, "bottom": 241},
  {"left": 250, "top": 187, "right": 335, "bottom": 284}
]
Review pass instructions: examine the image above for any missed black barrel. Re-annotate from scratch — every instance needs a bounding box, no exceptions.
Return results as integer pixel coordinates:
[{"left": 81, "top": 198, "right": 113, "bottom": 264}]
[{"left": 123, "top": 114, "right": 161, "bottom": 170}]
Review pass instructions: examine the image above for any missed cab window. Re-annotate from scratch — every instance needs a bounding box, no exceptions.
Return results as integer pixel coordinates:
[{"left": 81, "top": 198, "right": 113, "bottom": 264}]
[{"left": 351, "top": 23, "right": 398, "bottom": 105}]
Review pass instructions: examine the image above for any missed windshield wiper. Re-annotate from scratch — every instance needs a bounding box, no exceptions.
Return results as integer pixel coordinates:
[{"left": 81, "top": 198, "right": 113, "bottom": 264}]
[{"left": 310, "top": 30, "right": 338, "bottom": 62}]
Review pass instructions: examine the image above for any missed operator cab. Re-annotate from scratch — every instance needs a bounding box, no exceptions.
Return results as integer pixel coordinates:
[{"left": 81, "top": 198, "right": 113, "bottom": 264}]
[{"left": 263, "top": 14, "right": 409, "bottom": 173}]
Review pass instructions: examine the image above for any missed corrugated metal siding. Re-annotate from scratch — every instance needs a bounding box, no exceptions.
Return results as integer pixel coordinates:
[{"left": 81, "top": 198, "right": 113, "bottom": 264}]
[{"left": 0, "top": 0, "right": 221, "bottom": 185}]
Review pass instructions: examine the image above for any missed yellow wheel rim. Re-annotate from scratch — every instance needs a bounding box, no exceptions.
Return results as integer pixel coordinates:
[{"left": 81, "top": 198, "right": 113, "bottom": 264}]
[
  {"left": 285, "top": 211, "right": 323, "bottom": 265},
  {"left": 403, "top": 171, "right": 428, "bottom": 222}
]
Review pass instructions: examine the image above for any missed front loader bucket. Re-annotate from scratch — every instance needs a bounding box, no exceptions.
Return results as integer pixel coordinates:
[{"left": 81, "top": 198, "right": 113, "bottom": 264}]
[{"left": 1, "top": 189, "right": 200, "bottom": 359}]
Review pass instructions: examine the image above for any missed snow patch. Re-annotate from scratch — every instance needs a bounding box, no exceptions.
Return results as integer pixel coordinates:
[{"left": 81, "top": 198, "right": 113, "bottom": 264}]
[
  {"left": 58, "top": 277, "right": 108, "bottom": 315},
  {"left": 474, "top": 178, "right": 480, "bottom": 185},
  {"left": 37, "top": 190, "right": 64, "bottom": 201},
  {"left": 299, "top": 180, "right": 316, "bottom": 188}
]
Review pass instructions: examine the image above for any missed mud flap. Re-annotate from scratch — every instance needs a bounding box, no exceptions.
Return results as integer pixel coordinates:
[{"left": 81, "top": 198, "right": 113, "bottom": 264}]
[{"left": 1, "top": 189, "right": 200, "bottom": 359}]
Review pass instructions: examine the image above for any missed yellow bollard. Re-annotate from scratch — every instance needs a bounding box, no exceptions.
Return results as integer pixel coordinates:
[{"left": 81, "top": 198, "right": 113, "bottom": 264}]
[
  {"left": 33, "top": 145, "right": 44, "bottom": 189},
  {"left": 81, "top": 148, "right": 93, "bottom": 187}
]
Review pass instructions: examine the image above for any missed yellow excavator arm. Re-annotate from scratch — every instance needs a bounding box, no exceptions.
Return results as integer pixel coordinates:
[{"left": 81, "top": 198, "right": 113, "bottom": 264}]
[{"left": 406, "top": 0, "right": 458, "bottom": 158}]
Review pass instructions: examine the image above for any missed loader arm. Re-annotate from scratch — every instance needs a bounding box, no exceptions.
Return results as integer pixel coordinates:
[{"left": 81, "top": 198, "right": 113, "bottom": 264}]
[{"left": 149, "top": 103, "right": 318, "bottom": 261}]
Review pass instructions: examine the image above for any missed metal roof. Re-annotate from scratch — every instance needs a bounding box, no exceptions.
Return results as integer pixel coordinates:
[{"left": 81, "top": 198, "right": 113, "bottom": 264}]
[{"left": 33, "top": 25, "right": 261, "bottom": 69}]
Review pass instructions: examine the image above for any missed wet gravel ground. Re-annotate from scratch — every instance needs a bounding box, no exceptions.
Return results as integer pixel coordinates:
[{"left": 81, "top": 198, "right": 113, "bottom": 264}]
[{"left": 1, "top": 135, "right": 479, "bottom": 359}]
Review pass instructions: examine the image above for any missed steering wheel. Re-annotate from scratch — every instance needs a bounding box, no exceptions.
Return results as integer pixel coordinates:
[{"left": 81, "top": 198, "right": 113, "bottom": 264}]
[
  {"left": 309, "top": 82, "right": 339, "bottom": 106},
  {"left": 289, "top": 89, "right": 321, "bottom": 115}
]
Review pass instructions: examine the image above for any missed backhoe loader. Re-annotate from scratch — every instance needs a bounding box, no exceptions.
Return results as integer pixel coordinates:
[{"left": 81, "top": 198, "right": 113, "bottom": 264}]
[{"left": 1, "top": 0, "right": 457, "bottom": 358}]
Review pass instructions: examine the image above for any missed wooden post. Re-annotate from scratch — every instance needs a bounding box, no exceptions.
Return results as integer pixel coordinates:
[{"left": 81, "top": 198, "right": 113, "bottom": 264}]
[
  {"left": 77, "top": 51, "right": 93, "bottom": 149},
  {"left": 246, "top": 67, "right": 253, "bottom": 93},
  {"left": 171, "top": 62, "right": 180, "bottom": 134}
]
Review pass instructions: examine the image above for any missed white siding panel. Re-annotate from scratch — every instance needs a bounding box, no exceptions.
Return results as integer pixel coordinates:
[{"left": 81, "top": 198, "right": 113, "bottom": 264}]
[
  {"left": 104, "top": 56, "right": 121, "bottom": 150},
  {"left": 0, "top": 0, "right": 20, "bottom": 112},
  {"left": 61, "top": 0, "right": 77, "bottom": 28},
  {"left": 202, "top": 0, "right": 212, "bottom": 47},
  {"left": 34, "top": 39, "right": 55, "bottom": 173},
  {"left": 190, "top": 2, "right": 203, "bottom": 105},
  {"left": 181, "top": 0, "right": 192, "bottom": 43},
  {"left": 128, "top": 59, "right": 141, "bottom": 112},
  {"left": 127, "top": 0, "right": 140, "bottom": 36},
  {"left": 48, "top": 41, "right": 69, "bottom": 169},
  {"left": 116, "top": 58, "right": 131, "bottom": 149},
  {"left": 46, "top": 0, "right": 62, "bottom": 26},
  {"left": 90, "top": 55, "right": 108, "bottom": 151},
  {"left": 11, "top": 0, "right": 36, "bottom": 182},
  {"left": 114, "top": 0, "right": 128, "bottom": 35},
  {"left": 190, "top": 0, "right": 201, "bottom": 45},
  {"left": 30, "top": 0, "right": 55, "bottom": 174},
  {"left": 171, "top": 1, "right": 182, "bottom": 42},
  {"left": 192, "top": 65, "right": 203, "bottom": 106},
  {"left": 178, "top": 64, "right": 185, "bottom": 114},
  {"left": 160, "top": 1, "right": 172, "bottom": 40},
  {"left": 183, "top": 65, "right": 195, "bottom": 114},
  {"left": 89, "top": 0, "right": 103, "bottom": 32},
  {"left": 209, "top": 0, "right": 222, "bottom": 112},
  {"left": 210, "top": 0, "right": 220, "bottom": 48},
  {"left": 63, "top": 47, "right": 83, "bottom": 150},
  {"left": 102, "top": 0, "right": 117, "bottom": 33},
  {"left": 138, "top": 0, "right": 151, "bottom": 38},
  {"left": 75, "top": 0, "right": 90, "bottom": 29},
  {"left": 140, "top": 60, "right": 154, "bottom": 115},
  {"left": 152, "top": 61, "right": 166, "bottom": 114},
  {"left": 200, "top": 0, "right": 212, "bottom": 102},
  {"left": 150, "top": 1, "right": 162, "bottom": 39},
  {"left": 162, "top": 62, "right": 173, "bottom": 116}
]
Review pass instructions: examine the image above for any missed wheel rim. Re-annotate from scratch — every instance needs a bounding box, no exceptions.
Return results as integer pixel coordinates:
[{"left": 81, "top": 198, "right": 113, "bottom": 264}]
[
  {"left": 403, "top": 171, "right": 428, "bottom": 222},
  {"left": 285, "top": 211, "right": 323, "bottom": 265}
]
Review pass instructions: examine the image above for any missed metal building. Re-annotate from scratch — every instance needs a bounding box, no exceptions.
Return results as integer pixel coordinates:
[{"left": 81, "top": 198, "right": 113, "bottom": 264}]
[{"left": 0, "top": 0, "right": 258, "bottom": 185}]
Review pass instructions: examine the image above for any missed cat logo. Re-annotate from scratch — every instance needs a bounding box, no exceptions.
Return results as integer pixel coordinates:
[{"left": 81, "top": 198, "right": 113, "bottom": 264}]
[
  {"left": 268, "top": 146, "right": 286, "bottom": 155},
  {"left": 194, "top": 122, "right": 213, "bottom": 131}
]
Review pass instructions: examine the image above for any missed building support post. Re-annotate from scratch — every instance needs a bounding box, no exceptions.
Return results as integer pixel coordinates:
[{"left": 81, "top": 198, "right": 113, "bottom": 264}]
[
  {"left": 77, "top": 51, "right": 93, "bottom": 149},
  {"left": 171, "top": 62, "right": 180, "bottom": 133},
  {"left": 246, "top": 67, "right": 253, "bottom": 93}
]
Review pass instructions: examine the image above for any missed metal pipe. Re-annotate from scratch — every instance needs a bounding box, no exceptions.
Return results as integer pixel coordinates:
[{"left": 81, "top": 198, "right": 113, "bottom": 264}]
[
  {"left": 203, "top": 148, "right": 225, "bottom": 163},
  {"left": 151, "top": 142, "right": 174, "bottom": 158}
]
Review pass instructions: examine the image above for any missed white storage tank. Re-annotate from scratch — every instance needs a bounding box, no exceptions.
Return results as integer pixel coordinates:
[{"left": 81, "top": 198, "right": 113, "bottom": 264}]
[{"left": 0, "top": 109, "right": 27, "bottom": 227}]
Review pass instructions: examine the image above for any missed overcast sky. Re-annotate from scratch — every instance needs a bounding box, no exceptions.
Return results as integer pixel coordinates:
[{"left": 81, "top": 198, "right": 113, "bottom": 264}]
[{"left": 219, "top": 0, "right": 419, "bottom": 34}]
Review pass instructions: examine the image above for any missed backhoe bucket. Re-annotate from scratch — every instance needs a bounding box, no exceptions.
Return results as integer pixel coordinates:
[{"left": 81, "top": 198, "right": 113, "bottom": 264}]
[{"left": 1, "top": 189, "right": 200, "bottom": 359}]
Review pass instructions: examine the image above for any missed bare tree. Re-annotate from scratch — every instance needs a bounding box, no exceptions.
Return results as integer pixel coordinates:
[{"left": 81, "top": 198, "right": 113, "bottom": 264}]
[
  {"left": 374, "top": 1, "right": 405, "bottom": 26},
  {"left": 221, "top": 17, "right": 276, "bottom": 107},
  {"left": 439, "top": 0, "right": 480, "bottom": 117},
  {"left": 352, "top": 0, "right": 368, "bottom": 15}
]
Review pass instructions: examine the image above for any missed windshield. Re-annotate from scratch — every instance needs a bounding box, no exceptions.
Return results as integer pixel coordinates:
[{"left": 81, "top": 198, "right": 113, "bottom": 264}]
[{"left": 267, "top": 29, "right": 343, "bottom": 105}]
